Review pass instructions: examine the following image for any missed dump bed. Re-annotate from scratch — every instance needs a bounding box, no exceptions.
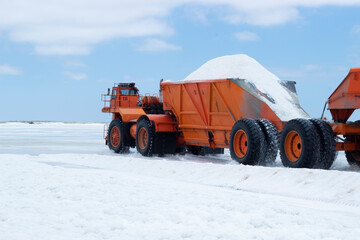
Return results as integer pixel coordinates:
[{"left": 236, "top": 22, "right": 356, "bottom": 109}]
[{"left": 161, "top": 78, "right": 292, "bottom": 148}]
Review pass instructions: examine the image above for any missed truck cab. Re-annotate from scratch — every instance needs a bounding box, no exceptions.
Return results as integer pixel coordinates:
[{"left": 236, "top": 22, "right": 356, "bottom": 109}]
[{"left": 107, "top": 83, "right": 139, "bottom": 110}]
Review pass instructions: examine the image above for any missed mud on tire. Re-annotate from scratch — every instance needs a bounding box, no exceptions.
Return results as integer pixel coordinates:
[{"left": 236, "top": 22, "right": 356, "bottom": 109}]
[
  {"left": 280, "top": 118, "right": 320, "bottom": 168},
  {"left": 230, "top": 119, "right": 265, "bottom": 165}
]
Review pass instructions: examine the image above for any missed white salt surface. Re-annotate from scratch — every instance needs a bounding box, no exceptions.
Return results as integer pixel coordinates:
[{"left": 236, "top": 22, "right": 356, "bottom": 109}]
[
  {"left": 1, "top": 122, "right": 360, "bottom": 240},
  {"left": 185, "top": 54, "right": 309, "bottom": 121}
]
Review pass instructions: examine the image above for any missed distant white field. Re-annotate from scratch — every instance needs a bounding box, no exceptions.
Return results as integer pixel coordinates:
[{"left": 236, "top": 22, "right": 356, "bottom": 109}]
[
  {"left": 0, "top": 122, "right": 359, "bottom": 240},
  {"left": 0, "top": 122, "right": 106, "bottom": 155}
]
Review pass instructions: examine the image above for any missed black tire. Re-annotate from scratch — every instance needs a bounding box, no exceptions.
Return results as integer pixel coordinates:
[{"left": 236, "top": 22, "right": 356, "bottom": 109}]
[
  {"left": 310, "top": 119, "right": 336, "bottom": 169},
  {"left": 186, "top": 145, "right": 205, "bottom": 156},
  {"left": 108, "top": 119, "right": 128, "bottom": 153},
  {"left": 345, "top": 121, "right": 360, "bottom": 167},
  {"left": 280, "top": 119, "right": 320, "bottom": 168},
  {"left": 256, "top": 119, "right": 279, "bottom": 165},
  {"left": 136, "top": 119, "right": 154, "bottom": 156},
  {"left": 345, "top": 150, "right": 360, "bottom": 167},
  {"left": 230, "top": 119, "right": 264, "bottom": 165}
]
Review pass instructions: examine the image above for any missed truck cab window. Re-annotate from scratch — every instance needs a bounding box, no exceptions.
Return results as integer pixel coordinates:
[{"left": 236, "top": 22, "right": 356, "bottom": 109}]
[
  {"left": 121, "top": 89, "right": 129, "bottom": 95},
  {"left": 120, "top": 89, "right": 136, "bottom": 95},
  {"left": 111, "top": 89, "right": 116, "bottom": 99}
]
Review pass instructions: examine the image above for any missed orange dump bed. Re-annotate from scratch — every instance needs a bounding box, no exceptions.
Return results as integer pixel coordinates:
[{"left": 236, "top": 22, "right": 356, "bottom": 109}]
[
  {"left": 328, "top": 68, "right": 360, "bottom": 123},
  {"left": 161, "top": 78, "right": 283, "bottom": 148}
]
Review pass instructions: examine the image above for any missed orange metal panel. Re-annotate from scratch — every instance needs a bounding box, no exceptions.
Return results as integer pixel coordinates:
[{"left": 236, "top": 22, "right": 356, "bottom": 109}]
[
  {"left": 331, "top": 123, "right": 360, "bottom": 135},
  {"left": 328, "top": 68, "right": 360, "bottom": 122},
  {"left": 147, "top": 114, "right": 177, "bottom": 132},
  {"left": 141, "top": 96, "right": 160, "bottom": 105},
  {"left": 161, "top": 79, "right": 282, "bottom": 148},
  {"left": 330, "top": 122, "right": 360, "bottom": 151},
  {"left": 336, "top": 142, "right": 360, "bottom": 151},
  {"left": 118, "top": 108, "right": 145, "bottom": 122},
  {"left": 102, "top": 107, "right": 110, "bottom": 113}
]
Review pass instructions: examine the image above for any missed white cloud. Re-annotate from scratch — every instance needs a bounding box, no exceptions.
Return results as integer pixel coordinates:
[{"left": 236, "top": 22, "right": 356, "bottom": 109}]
[
  {"left": 64, "top": 71, "right": 87, "bottom": 80},
  {"left": 235, "top": 31, "right": 259, "bottom": 42},
  {"left": 0, "top": 64, "right": 23, "bottom": 75},
  {"left": 35, "top": 44, "right": 91, "bottom": 56},
  {"left": 183, "top": 5, "right": 210, "bottom": 23},
  {"left": 137, "top": 38, "right": 181, "bottom": 52},
  {"left": 1, "top": 0, "right": 360, "bottom": 55},
  {"left": 0, "top": 0, "right": 175, "bottom": 55},
  {"left": 223, "top": 6, "right": 299, "bottom": 26}
]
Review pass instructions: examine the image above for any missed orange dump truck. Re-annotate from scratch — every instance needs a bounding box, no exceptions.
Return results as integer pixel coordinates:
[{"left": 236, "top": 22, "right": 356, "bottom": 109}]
[{"left": 102, "top": 68, "right": 360, "bottom": 169}]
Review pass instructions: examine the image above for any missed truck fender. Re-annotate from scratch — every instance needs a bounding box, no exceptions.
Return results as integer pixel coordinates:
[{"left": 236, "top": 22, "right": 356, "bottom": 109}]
[{"left": 137, "top": 114, "right": 176, "bottom": 132}]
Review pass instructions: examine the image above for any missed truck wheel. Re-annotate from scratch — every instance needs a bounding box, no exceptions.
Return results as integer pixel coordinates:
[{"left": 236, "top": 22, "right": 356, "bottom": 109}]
[
  {"left": 280, "top": 119, "right": 320, "bottom": 168},
  {"left": 256, "top": 119, "right": 279, "bottom": 165},
  {"left": 230, "top": 119, "right": 264, "bottom": 165},
  {"left": 345, "top": 121, "right": 360, "bottom": 167},
  {"left": 345, "top": 149, "right": 360, "bottom": 167},
  {"left": 108, "top": 119, "right": 128, "bottom": 153},
  {"left": 136, "top": 119, "right": 154, "bottom": 156},
  {"left": 345, "top": 134, "right": 360, "bottom": 167},
  {"left": 310, "top": 119, "right": 336, "bottom": 169}
]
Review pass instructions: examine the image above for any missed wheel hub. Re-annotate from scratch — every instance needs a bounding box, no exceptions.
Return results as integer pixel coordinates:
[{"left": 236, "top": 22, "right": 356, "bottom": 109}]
[
  {"left": 233, "top": 129, "right": 248, "bottom": 158},
  {"left": 110, "top": 126, "right": 121, "bottom": 147},
  {"left": 138, "top": 127, "right": 148, "bottom": 150},
  {"left": 285, "top": 130, "right": 302, "bottom": 162}
]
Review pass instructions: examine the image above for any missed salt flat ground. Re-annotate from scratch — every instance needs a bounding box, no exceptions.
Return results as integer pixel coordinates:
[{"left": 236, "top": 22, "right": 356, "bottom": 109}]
[{"left": 0, "top": 122, "right": 360, "bottom": 240}]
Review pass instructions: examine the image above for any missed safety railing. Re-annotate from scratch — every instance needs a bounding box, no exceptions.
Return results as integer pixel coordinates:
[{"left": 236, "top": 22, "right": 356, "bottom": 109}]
[
  {"left": 102, "top": 92, "right": 160, "bottom": 109},
  {"left": 101, "top": 94, "right": 114, "bottom": 108}
]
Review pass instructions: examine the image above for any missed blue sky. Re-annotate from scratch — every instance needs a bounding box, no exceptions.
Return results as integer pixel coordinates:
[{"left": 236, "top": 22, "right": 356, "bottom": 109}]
[{"left": 0, "top": 1, "right": 360, "bottom": 122}]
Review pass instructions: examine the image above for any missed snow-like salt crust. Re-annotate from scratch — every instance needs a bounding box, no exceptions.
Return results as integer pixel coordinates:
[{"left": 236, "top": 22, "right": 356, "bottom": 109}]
[
  {"left": 185, "top": 54, "right": 309, "bottom": 121},
  {"left": 1, "top": 123, "right": 360, "bottom": 240}
]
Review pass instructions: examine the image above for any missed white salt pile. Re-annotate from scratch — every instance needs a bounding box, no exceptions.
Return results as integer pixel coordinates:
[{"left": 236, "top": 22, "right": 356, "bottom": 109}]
[{"left": 184, "top": 54, "right": 309, "bottom": 121}]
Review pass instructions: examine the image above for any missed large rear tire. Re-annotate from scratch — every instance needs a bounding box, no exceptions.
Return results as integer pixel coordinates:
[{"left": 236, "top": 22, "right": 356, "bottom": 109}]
[
  {"left": 310, "top": 119, "right": 336, "bottom": 169},
  {"left": 136, "top": 119, "right": 154, "bottom": 156},
  {"left": 230, "top": 119, "right": 264, "bottom": 165},
  {"left": 345, "top": 150, "right": 360, "bottom": 167},
  {"left": 345, "top": 121, "right": 360, "bottom": 167},
  {"left": 256, "top": 119, "right": 279, "bottom": 165},
  {"left": 108, "top": 119, "right": 128, "bottom": 153},
  {"left": 280, "top": 119, "right": 320, "bottom": 168}
]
